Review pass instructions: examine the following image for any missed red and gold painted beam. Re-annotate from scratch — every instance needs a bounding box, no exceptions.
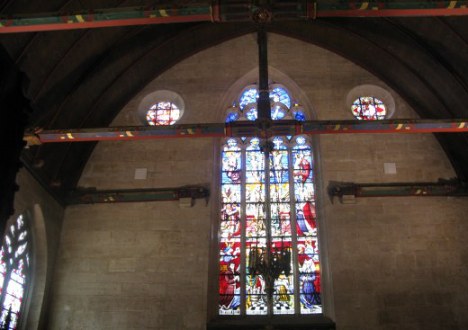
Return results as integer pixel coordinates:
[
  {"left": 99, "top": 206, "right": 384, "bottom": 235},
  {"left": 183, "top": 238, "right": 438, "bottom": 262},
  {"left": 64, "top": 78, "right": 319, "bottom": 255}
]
[
  {"left": 315, "top": 1, "right": 468, "bottom": 18},
  {"left": 328, "top": 179, "right": 468, "bottom": 203},
  {"left": 0, "top": 4, "right": 216, "bottom": 33},
  {"left": 23, "top": 119, "right": 468, "bottom": 145},
  {"left": 1, "top": 1, "right": 468, "bottom": 34}
]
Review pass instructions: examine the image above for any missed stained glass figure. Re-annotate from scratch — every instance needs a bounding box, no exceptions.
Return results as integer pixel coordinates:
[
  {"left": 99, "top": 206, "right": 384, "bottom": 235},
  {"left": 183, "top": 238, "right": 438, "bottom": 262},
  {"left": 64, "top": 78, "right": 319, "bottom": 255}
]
[
  {"left": 0, "top": 215, "right": 30, "bottom": 329},
  {"left": 219, "top": 86, "right": 321, "bottom": 317},
  {"left": 146, "top": 101, "right": 181, "bottom": 125},
  {"left": 351, "top": 96, "right": 386, "bottom": 120}
]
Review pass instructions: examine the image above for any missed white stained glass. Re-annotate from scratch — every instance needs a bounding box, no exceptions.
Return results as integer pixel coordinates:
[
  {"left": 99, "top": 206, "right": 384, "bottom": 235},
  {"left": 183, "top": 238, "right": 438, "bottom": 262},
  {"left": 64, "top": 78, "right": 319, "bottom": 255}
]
[
  {"left": 3, "top": 293, "right": 20, "bottom": 314},
  {"left": 0, "top": 214, "right": 30, "bottom": 329},
  {"left": 146, "top": 101, "right": 181, "bottom": 126},
  {"left": 17, "top": 215, "right": 24, "bottom": 228},
  {"left": 7, "top": 278, "right": 24, "bottom": 300},
  {"left": 15, "top": 242, "right": 27, "bottom": 258},
  {"left": 18, "top": 231, "right": 27, "bottom": 241}
]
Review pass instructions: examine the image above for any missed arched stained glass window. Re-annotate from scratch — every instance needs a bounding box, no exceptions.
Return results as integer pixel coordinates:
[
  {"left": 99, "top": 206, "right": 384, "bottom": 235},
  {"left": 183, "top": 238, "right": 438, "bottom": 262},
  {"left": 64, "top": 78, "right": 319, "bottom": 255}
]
[
  {"left": 219, "top": 87, "right": 321, "bottom": 317},
  {"left": 351, "top": 96, "right": 386, "bottom": 120},
  {"left": 146, "top": 101, "right": 181, "bottom": 125},
  {"left": 0, "top": 214, "right": 31, "bottom": 329}
]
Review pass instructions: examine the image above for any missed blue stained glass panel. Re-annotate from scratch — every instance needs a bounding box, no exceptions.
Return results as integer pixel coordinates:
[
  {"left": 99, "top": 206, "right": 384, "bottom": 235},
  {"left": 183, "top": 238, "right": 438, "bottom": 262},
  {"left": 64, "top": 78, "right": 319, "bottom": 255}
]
[
  {"left": 270, "top": 170, "right": 289, "bottom": 184},
  {"left": 246, "top": 107, "right": 258, "bottom": 121},
  {"left": 239, "top": 88, "right": 259, "bottom": 110},
  {"left": 294, "top": 111, "right": 306, "bottom": 121},
  {"left": 226, "top": 112, "right": 240, "bottom": 123},
  {"left": 270, "top": 87, "right": 291, "bottom": 108}
]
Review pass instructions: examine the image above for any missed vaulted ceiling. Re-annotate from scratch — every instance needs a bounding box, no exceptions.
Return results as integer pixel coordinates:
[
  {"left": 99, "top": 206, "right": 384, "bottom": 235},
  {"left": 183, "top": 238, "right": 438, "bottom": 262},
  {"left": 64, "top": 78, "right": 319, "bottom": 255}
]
[{"left": 1, "top": 1, "right": 467, "bottom": 199}]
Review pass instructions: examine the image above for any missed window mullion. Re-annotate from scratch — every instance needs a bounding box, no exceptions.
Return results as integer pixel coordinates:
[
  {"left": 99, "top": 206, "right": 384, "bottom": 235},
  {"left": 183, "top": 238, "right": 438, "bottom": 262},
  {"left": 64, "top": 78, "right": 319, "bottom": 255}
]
[
  {"left": 240, "top": 140, "right": 247, "bottom": 316},
  {"left": 288, "top": 141, "right": 301, "bottom": 315},
  {"left": 263, "top": 140, "right": 273, "bottom": 315}
]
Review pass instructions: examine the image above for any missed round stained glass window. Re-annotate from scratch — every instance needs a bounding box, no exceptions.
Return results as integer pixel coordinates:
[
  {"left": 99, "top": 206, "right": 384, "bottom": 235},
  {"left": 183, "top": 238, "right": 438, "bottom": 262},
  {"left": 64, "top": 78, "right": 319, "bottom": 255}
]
[
  {"left": 146, "top": 101, "right": 181, "bottom": 126},
  {"left": 351, "top": 96, "right": 386, "bottom": 120}
]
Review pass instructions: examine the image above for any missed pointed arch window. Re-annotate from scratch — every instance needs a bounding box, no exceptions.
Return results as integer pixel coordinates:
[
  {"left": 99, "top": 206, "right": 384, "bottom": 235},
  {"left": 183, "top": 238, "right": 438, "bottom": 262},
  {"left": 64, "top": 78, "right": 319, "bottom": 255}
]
[
  {"left": 0, "top": 214, "right": 31, "bottom": 329},
  {"left": 219, "top": 85, "right": 321, "bottom": 316}
]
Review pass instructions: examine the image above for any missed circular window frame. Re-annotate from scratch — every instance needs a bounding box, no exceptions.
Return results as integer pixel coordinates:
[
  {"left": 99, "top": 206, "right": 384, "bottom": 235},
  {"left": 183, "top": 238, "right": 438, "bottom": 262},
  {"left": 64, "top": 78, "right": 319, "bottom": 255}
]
[
  {"left": 346, "top": 84, "right": 395, "bottom": 120},
  {"left": 138, "top": 90, "right": 185, "bottom": 126}
]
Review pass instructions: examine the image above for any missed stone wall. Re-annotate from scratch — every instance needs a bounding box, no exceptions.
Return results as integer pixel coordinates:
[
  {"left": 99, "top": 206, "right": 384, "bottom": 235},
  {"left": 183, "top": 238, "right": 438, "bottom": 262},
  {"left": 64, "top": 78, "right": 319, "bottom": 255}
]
[{"left": 47, "top": 34, "right": 468, "bottom": 329}]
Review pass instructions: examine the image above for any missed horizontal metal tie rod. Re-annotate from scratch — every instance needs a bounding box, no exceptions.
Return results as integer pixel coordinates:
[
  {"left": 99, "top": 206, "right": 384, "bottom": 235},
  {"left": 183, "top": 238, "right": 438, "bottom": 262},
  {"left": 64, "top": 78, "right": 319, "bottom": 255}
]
[
  {"left": 67, "top": 185, "right": 209, "bottom": 205},
  {"left": 2, "top": 1, "right": 468, "bottom": 33},
  {"left": 23, "top": 119, "right": 468, "bottom": 145},
  {"left": 328, "top": 179, "right": 468, "bottom": 203}
]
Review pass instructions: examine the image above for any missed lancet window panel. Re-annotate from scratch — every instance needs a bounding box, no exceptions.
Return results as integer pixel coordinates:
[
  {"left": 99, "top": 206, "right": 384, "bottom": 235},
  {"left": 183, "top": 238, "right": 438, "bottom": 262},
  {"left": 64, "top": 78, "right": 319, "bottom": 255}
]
[{"left": 218, "top": 135, "right": 322, "bottom": 316}]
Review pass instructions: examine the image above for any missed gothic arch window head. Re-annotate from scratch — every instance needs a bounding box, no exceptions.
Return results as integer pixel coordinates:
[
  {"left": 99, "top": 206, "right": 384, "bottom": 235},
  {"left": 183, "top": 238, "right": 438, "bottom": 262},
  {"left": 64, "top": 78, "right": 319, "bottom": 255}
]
[
  {"left": 225, "top": 84, "right": 306, "bottom": 122},
  {"left": 0, "top": 214, "right": 31, "bottom": 329},
  {"left": 138, "top": 90, "right": 185, "bottom": 126},
  {"left": 219, "top": 85, "right": 321, "bottom": 317}
]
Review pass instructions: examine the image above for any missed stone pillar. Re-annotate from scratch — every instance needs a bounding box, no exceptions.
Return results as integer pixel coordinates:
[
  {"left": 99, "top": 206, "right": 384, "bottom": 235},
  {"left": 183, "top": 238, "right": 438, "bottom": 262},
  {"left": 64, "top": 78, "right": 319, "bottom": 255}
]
[{"left": 0, "top": 46, "right": 31, "bottom": 236}]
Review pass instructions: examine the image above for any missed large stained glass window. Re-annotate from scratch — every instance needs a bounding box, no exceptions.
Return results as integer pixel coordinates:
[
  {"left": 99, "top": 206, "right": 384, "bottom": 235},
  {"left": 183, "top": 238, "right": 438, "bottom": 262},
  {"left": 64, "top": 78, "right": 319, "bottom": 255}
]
[
  {"left": 0, "top": 214, "right": 31, "bottom": 329},
  {"left": 351, "top": 96, "right": 386, "bottom": 120},
  {"left": 219, "top": 86, "right": 321, "bottom": 316}
]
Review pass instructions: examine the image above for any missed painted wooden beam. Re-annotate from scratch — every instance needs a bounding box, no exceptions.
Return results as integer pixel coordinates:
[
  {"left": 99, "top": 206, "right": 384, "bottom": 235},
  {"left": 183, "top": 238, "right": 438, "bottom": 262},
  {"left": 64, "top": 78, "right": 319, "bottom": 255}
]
[
  {"left": 1, "top": 1, "right": 468, "bottom": 34},
  {"left": 23, "top": 119, "right": 468, "bottom": 145}
]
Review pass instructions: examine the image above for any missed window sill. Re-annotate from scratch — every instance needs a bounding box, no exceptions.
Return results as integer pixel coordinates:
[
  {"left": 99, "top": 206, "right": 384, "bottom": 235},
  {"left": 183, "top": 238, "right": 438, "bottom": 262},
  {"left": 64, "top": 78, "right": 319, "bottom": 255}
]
[{"left": 207, "top": 315, "right": 335, "bottom": 330}]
